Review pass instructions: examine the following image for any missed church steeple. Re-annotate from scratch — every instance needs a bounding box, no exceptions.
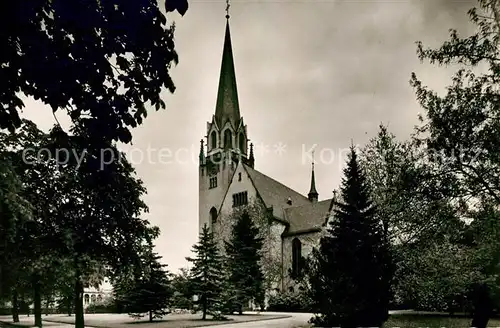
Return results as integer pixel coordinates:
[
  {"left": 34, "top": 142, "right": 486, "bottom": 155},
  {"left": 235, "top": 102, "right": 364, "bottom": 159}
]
[
  {"left": 308, "top": 152, "right": 318, "bottom": 203},
  {"left": 214, "top": 6, "right": 240, "bottom": 128}
]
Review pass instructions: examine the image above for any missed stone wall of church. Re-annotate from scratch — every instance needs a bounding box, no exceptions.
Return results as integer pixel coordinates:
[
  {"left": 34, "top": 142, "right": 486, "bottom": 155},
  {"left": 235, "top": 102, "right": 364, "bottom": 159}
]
[
  {"left": 281, "top": 231, "right": 321, "bottom": 291},
  {"left": 262, "top": 221, "right": 286, "bottom": 293},
  {"left": 213, "top": 162, "right": 258, "bottom": 245}
]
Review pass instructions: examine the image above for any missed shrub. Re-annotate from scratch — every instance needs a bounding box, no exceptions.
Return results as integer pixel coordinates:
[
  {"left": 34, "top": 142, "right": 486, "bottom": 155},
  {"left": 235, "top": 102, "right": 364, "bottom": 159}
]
[
  {"left": 267, "top": 290, "right": 313, "bottom": 313},
  {"left": 85, "top": 298, "right": 119, "bottom": 314}
]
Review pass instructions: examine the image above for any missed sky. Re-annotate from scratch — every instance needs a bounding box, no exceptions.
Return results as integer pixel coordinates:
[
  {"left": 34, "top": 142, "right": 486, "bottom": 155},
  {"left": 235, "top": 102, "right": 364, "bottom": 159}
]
[{"left": 21, "top": 0, "right": 478, "bottom": 273}]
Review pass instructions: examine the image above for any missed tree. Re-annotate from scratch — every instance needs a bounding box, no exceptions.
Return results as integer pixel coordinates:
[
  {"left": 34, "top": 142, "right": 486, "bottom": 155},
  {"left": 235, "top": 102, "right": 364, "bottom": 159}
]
[
  {"left": 308, "top": 146, "right": 392, "bottom": 328},
  {"left": 121, "top": 251, "right": 173, "bottom": 322},
  {"left": 359, "top": 125, "right": 466, "bottom": 310},
  {"left": 224, "top": 210, "right": 265, "bottom": 314},
  {"left": 0, "top": 0, "right": 187, "bottom": 145},
  {"left": 0, "top": 152, "right": 32, "bottom": 323},
  {"left": 217, "top": 202, "right": 281, "bottom": 303},
  {"left": 171, "top": 268, "right": 194, "bottom": 310},
  {"left": 411, "top": 1, "right": 500, "bottom": 326},
  {"left": 0, "top": 121, "right": 160, "bottom": 328},
  {"left": 186, "top": 224, "right": 224, "bottom": 320}
]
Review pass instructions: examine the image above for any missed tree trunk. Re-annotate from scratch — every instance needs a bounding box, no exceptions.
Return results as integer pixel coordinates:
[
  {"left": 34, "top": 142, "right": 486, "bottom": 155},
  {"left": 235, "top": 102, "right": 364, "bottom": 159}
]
[
  {"left": 12, "top": 290, "right": 19, "bottom": 323},
  {"left": 74, "top": 275, "right": 85, "bottom": 328},
  {"left": 202, "top": 296, "right": 207, "bottom": 320},
  {"left": 471, "top": 284, "right": 493, "bottom": 328},
  {"left": 67, "top": 296, "right": 72, "bottom": 316},
  {"left": 33, "top": 276, "right": 42, "bottom": 327},
  {"left": 149, "top": 310, "right": 153, "bottom": 322},
  {"left": 45, "top": 296, "right": 50, "bottom": 316}
]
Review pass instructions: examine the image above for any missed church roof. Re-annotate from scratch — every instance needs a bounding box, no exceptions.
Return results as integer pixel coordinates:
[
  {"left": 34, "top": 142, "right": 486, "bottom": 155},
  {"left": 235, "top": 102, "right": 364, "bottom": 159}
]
[
  {"left": 242, "top": 163, "right": 311, "bottom": 220},
  {"left": 214, "top": 20, "right": 241, "bottom": 128},
  {"left": 241, "top": 163, "right": 336, "bottom": 234},
  {"left": 284, "top": 199, "right": 332, "bottom": 235}
]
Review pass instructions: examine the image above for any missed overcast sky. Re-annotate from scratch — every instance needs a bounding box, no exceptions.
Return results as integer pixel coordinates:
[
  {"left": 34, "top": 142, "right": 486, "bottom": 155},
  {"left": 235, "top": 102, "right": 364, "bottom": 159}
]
[{"left": 22, "top": 0, "right": 477, "bottom": 272}]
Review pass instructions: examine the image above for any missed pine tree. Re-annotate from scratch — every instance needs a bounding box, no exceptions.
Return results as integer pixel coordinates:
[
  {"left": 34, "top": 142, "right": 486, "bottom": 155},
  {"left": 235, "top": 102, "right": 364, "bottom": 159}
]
[
  {"left": 225, "top": 210, "right": 265, "bottom": 314},
  {"left": 122, "top": 251, "right": 173, "bottom": 322},
  {"left": 186, "top": 224, "right": 224, "bottom": 320},
  {"left": 309, "top": 146, "right": 392, "bottom": 328}
]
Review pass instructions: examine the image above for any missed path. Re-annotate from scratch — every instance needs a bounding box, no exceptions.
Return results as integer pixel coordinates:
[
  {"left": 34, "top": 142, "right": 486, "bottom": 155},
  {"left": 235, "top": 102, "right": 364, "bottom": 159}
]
[{"left": 208, "top": 312, "right": 312, "bottom": 328}]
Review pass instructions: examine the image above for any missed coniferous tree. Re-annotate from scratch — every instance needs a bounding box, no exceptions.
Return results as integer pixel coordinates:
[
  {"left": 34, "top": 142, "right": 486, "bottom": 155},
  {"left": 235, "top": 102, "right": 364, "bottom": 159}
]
[
  {"left": 186, "top": 224, "right": 224, "bottom": 320},
  {"left": 225, "top": 210, "right": 265, "bottom": 314},
  {"left": 121, "top": 251, "right": 173, "bottom": 322},
  {"left": 309, "top": 146, "right": 392, "bottom": 328}
]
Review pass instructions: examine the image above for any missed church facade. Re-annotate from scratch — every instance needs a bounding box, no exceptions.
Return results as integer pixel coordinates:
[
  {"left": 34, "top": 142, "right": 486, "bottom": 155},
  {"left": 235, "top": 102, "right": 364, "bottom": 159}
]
[{"left": 198, "top": 17, "right": 337, "bottom": 292}]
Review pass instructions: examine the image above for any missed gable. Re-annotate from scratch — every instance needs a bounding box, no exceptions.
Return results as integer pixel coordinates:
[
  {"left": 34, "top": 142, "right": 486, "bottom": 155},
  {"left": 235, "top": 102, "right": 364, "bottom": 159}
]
[
  {"left": 218, "top": 160, "right": 258, "bottom": 216},
  {"left": 242, "top": 163, "right": 311, "bottom": 221}
]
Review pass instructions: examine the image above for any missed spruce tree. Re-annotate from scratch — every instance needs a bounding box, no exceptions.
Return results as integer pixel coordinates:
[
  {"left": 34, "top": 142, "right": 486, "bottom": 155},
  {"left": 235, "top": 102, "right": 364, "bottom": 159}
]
[
  {"left": 186, "top": 224, "right": 224, "bottom": 320},
  {"left": 225, "top": 210, "right": 265, "bottom": 314},
  {"left": 121, "top": 251, "right": 173, "bottom": 322},
  {"left": 309, "top": 146, "right": 392, "bottom": 328}
]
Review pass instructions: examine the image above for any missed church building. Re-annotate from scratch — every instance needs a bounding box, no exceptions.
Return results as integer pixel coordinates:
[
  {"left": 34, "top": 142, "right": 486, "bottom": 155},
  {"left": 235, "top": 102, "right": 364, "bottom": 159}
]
[{"left": 198, "top": 14, "right": 337, "bottom": 292}]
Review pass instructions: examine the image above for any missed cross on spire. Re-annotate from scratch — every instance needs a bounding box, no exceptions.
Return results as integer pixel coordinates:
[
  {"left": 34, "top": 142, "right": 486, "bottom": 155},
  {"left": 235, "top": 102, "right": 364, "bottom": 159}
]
[{"left": 225, "top": 0, "right": 230, "bottom": 19}]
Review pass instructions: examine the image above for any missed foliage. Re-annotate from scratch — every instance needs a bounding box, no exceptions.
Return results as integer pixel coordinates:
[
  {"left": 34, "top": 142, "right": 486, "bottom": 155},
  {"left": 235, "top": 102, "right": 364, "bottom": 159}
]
[
  {"left": 410, "top": 0, "right": 500, "bottom": 204},
  {"left": 85, "top": 298, "right": 118, "bottom": 314},
  {"left": 0, "top": 0, "right": 187, "bottom": 145},
  {"left": 359, "top": 125, "right": 462, "bottom": 246},
  {"left": 120, "top": 251, "right": 173, "bottom": 322},
  {"left": 170, "top": 267, "right": 194, "bottom": 310},
  {"left": 308, "top": 147, "right": 392, "bottom": 328},
  {"left": 359, "top": 125, "right": 468, "bottom": 312},
  {"left": 267, "top": 290, "right": 313, "bottom": 313},
  {"left": 0, "top": 120, "right": 160, "bottom": 327},
  {"left": 218, "top": 202, "right": 281, "bottom": 298},
  {"left": 410, "top": 1, "right": 500, "bottom": 326},
  {"left": 224, "top": 210, "right": 265, "bottom": 313},
  {"left": 186, "top": 224, "right": 225, "bottom": 320}
]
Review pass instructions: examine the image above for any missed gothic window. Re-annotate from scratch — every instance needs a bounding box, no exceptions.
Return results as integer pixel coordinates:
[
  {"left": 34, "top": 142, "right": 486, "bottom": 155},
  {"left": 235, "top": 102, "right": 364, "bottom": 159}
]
[
  {"left": 210, "top": 207, "right": 218, "bottom": 226},
  {"left": 224, "top": 129, "right": 233, "bottom": 149},
  {"left": 91, "top": 294, "right": 96, "bottom": 303},
  {"left": 210, "top": 131, "right": 217, "bottom": 150},
  {"left": 209, "top": 176, "right": 217, "bottom": 189},
  {"left": 238, "top": 172, "right": 242, "bottom": 181},
  {"left": 232, "top": 191, "right": 248, "bottom": 207},
  {"left": 239, "top": 132, "right": 245, "bottom": 153},
  {"left": 84, "top": 294, "right": 90, "bottom": 305},
  {"left": 292, "top": 238, "right": 302, "bottom": 277}
]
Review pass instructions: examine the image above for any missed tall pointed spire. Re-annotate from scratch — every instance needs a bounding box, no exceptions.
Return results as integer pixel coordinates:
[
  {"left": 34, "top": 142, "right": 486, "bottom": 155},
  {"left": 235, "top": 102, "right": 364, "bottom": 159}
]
[
  {"left": 308, "top": 150, "right": 318, "bottom": 203},
  {"left": 214, "top": 0, "right": 240, "bottom": 128}
]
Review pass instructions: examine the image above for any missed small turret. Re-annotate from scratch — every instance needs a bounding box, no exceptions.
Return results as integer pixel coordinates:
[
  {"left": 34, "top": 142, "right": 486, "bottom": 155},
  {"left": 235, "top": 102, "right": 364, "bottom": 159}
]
[
  {"left": 248, "top": 143, "right": 255, "bottom": 168},
  {"left": 199, "top": 139, "right": 205, "bottom": 164},
  {"left": 308, "top": 154, "right": 318, "bottom": 203}
]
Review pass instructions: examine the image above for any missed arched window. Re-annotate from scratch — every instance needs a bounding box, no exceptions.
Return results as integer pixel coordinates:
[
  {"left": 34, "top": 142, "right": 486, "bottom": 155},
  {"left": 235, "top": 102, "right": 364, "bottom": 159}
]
[
  {"left": 239, "top": 132, "right": 245, "bottom": 153},
  {"left": 292, "top": 238, "right": 302, "bottom": 277},
  {"left": 84, "top": 294, "right": 90, "bottom": 305},
  {"left": 210, "top": 207, "right": 218, "bottom": 226},
  {"left": 91, "top": 294, "right": 96, "bottom": 303},
  {"left": 223, "top": 129, "right": 232, "bottom": 149},
  {"left": 210, "top": 131, "right": 217, "bottom": 150}
]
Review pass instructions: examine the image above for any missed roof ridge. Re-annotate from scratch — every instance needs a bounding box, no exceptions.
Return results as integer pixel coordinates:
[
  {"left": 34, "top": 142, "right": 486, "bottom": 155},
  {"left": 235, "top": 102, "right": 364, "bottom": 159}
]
[
  {"left": 289, "top": 198, "right": 331, "bottom": 209},
  {"left": 242, "top": 163, "right": 309, "bottom": 201}
]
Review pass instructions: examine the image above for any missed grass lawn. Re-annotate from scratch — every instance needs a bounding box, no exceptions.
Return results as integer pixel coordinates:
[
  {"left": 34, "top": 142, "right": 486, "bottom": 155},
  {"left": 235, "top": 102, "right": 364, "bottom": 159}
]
[
  {"left": 42, "top": 312, "right": 289, "bottom": 328},
  {"left": 384, "top": 314, "right": 500, "bottom": 328},
  {"left": 297, "top": 314, "right": 500, "bottom": 328}
]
